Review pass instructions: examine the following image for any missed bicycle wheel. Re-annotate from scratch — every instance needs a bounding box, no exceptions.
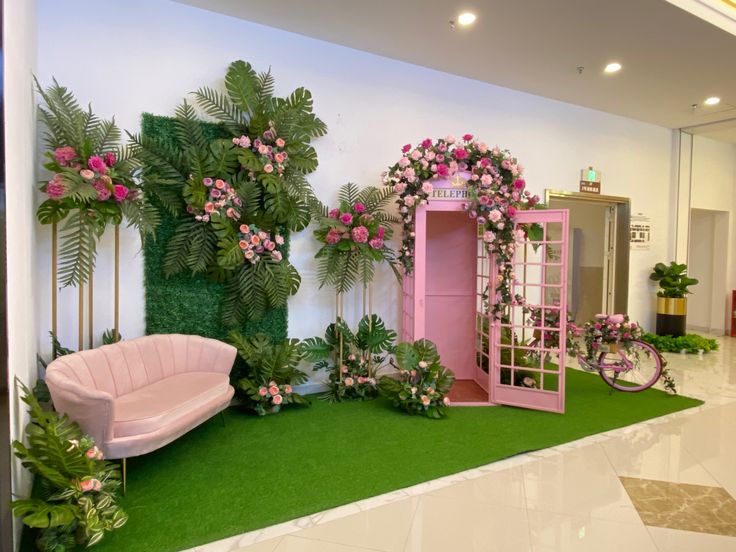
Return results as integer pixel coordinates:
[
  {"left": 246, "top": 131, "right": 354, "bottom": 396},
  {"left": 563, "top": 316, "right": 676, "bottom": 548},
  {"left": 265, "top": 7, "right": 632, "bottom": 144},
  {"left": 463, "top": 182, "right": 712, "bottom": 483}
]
[{"left": 598, "top": 340, "right": 662, "bottom": 392}]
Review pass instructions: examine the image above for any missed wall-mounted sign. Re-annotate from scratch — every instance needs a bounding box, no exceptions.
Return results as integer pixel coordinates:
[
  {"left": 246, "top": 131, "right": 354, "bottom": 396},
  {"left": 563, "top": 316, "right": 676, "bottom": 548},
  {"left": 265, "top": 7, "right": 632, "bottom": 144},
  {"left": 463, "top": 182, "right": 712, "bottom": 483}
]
[
  {"left": 630, "top": 213, "right": 651, "bottom": 251},
  {"left": 579, "top": 166, "right": 601, "bottom": 194},
  {"left": 430, "top": 173, "right": 469, "bottom": 200}
]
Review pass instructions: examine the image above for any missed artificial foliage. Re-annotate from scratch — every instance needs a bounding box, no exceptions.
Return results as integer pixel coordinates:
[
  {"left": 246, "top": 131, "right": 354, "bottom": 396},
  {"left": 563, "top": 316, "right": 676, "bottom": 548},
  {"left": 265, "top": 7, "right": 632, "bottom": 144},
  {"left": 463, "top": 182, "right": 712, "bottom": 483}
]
[
  {"left": 649, "top": 261, "right": 699, "bottom": 298},
  {"left": 311, "top": 183, "right": 401, "bottom": 293},
  {"left": 384, "top": 134, "right": 541, "bottom": 316},
  {"left": 141, "top": 115, "right": 287, "bottom": 343},
  {"left": 378, "top": 339, "right": 455, "bottom": 418},
  {"left": 35, "top": 79, "right": 157, "bottom": 288},
  {"left": 131, "top": 60, "right": 325, "bottom": 325},
  {"left": 12, "top": 383, "right": 127, "bottom": 551},
  {"left": 301, "top": 315, "right": 397, "bottom": 402},
  {"left": 227, "top": 331, "right": 310, "bottom": 416},
  {"left": 640, "top": 332, "right": 719, "bottom": 354}
]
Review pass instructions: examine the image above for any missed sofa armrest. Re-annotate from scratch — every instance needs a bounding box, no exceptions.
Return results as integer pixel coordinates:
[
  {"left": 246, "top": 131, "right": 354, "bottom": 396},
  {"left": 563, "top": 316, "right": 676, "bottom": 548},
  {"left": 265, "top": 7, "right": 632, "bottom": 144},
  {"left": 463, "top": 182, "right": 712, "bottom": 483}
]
[
  {"left": 45, "top": 373, "right": 115, "bottom": 447},
  {"left": 202, "top": 339, "right": 237, "bottom": 377}
]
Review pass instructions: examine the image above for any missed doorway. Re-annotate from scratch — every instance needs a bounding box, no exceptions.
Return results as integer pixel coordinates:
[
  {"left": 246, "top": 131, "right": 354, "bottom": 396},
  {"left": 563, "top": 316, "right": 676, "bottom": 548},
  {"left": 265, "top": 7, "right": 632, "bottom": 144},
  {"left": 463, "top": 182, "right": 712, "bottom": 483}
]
[
  {"left": 687, "top": 208, "right": 729, "bottom": 333},
  {"left": 546, "top": 191, "right": 630, "bottom": 324}
]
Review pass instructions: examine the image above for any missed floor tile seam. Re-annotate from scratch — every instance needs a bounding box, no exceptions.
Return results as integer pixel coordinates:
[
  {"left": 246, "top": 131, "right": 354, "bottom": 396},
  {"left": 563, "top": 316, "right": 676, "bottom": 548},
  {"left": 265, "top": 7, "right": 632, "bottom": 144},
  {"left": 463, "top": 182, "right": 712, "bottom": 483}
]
[
  {"left": 520, "top": 461, "right": 535, "bottom": 552},
  {"left": 287, "top": 533, "right": 387, "bottom": 552},
  {"left": 399, "top": 495, "right": 422, "bottom": 552}
]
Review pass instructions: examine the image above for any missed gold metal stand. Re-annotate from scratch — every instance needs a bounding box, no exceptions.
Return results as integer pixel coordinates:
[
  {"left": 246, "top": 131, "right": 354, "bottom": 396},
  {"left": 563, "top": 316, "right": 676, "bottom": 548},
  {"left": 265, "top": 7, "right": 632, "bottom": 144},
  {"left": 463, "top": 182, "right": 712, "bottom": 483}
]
[
  {"left": 114, "top": 224, "right": 120, "bottom": 341},
  {"left": 88, "top": 255, "right": 94, "bottom": 349},
  {"left": 51, "top": 222, "right": 58, "bottom": 357},
  {"left": 121, "top": 458, "right": 127, "bottom": 496}
]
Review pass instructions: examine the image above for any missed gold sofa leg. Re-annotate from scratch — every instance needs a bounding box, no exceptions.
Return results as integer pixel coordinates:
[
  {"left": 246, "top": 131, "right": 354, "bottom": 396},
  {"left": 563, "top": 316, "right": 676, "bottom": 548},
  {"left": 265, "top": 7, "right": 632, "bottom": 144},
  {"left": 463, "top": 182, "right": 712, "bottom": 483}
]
[{"left": 121, "top": 458, "right": 127, "bottom": 496}]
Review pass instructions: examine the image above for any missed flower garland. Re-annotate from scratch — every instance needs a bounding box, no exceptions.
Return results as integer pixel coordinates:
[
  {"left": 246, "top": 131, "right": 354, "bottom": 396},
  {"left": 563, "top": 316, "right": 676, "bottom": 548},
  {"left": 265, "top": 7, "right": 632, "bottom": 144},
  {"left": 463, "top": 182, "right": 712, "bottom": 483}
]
[
  {"left": 237, "top": 224, "right": 285, "bottom": 264},
  {"left": 384, "top": 135, "right": 540, "bottom": 316}
]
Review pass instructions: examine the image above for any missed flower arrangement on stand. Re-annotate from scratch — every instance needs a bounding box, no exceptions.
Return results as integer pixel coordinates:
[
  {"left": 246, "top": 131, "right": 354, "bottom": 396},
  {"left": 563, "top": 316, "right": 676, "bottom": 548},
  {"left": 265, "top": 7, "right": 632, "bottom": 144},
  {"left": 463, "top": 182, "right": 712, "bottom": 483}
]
[
  {"left": 312, "top": 182, "right": 401, "bottom": 293},
  {"left": 227, "top": 332, "right": 310, "bottom": 415},
  {"left": 11, "top": 383, "right": 128, "bottom": 551},
  {"left": 132, "top": 60, "right": 326, "bottom": 324},
  {"left": 301, "top": 315, "right": 397, "bottom": 402},
  {"left": 384, "top": 134, "right": 541, "bottom": 317},
  {"left": 378, "top": 339, "right": 455, "bottom": 419},
  {"left": 36, "top": 79, "right": 157, "bottom": 288},
  {"left": 528, "top": 306, "right": 581, "bottom": 354}
]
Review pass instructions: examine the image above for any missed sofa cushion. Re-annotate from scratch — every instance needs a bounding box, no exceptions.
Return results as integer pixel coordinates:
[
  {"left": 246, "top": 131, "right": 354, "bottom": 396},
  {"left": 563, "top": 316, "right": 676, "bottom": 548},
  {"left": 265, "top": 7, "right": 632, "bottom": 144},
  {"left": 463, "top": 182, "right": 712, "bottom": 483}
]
[{"left": 113, "top": 372, "right": 230, "bottom": 438}]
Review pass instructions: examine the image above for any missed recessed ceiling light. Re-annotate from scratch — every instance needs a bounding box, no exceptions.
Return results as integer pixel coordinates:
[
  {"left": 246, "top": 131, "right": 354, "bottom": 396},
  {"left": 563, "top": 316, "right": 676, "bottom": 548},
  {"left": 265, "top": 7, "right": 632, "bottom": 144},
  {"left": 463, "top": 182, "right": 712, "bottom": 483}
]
[
  {"left": 604, "top": 62, "right": 622, "bottom": 73},
  {"left": 457, "top": 12, "right": 477, "bottom": 26},
  {"left": 704, "top": 96, "right": 721, "bottom": 106}
]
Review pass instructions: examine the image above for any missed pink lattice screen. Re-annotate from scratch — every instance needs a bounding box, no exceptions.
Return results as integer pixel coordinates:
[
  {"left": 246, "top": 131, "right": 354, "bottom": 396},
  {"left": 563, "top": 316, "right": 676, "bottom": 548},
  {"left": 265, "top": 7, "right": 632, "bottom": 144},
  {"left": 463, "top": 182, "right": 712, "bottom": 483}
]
[{"left": 489, "top": 209, "right": 569, "bottom": 413}]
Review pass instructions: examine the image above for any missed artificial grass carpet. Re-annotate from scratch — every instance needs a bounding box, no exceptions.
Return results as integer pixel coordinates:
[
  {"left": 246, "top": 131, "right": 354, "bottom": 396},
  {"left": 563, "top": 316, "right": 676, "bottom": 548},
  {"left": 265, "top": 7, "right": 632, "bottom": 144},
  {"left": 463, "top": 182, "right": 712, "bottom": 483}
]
[{"left": 94, "top": 368, "right": 702, "bottom": 552}]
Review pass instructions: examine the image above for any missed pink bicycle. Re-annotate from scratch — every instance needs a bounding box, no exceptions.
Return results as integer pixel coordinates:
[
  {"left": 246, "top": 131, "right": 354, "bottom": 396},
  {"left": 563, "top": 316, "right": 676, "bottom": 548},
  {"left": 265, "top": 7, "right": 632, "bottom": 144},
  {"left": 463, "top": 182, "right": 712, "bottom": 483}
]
[{"left": 576, "top": 339, "right": 665, "bottom": 392}]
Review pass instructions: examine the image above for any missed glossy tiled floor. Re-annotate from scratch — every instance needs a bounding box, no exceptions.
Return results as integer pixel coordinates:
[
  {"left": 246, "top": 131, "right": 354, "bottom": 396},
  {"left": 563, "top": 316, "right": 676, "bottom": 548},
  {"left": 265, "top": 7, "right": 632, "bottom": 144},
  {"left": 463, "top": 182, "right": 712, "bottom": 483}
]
[{"left": 190, "top": 336, "right": 736, "bottom": 552}]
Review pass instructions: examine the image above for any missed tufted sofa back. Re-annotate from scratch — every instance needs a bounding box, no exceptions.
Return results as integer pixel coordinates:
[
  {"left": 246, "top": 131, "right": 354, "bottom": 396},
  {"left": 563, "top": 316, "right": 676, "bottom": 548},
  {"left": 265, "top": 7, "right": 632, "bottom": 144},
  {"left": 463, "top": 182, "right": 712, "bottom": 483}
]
[{"left": 46, "top": 334, "right": 235, "bottom": 398}]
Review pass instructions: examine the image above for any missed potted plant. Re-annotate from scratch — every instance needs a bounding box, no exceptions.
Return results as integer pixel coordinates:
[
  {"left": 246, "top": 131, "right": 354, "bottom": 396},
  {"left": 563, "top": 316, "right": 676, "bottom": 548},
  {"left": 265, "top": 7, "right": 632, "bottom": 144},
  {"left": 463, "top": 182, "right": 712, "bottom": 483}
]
[{"left": 649, "top": 261, "right": 698, "bottom": 336}]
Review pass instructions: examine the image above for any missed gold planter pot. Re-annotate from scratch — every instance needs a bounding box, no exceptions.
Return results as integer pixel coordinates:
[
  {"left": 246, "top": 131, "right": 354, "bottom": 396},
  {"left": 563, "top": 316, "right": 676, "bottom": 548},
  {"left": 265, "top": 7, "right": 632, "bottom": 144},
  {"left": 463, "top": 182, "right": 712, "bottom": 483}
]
[{"left": 656, "top": 297, "right": 687, "bottom": 315}]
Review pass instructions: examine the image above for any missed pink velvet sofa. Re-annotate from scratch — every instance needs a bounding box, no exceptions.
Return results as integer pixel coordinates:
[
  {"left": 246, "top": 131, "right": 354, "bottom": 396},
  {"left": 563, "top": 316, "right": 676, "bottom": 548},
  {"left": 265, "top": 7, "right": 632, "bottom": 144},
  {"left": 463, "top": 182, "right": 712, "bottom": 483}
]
[{"left": 45, "top": 334, "right": 236, "bottom": 460}]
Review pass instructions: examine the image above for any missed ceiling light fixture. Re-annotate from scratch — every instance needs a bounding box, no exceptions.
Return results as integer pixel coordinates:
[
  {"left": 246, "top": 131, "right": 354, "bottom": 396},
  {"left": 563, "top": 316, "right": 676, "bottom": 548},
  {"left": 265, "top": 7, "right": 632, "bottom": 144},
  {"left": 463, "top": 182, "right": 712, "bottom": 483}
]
[
  {"left": 704, "top": 96, "right": 721, "bottom": 106},
  {"left": 457, "top": 12, "right": 477, "bottom": 26},
  {"left": 604, "top": 62, "right": 622, "bottom": 74}
]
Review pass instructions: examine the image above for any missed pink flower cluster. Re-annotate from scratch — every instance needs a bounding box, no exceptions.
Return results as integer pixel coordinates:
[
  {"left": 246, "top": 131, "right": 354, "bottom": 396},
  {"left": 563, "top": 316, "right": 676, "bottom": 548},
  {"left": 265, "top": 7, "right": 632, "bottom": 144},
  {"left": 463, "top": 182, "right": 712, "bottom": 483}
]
[
  {"left": 256, "top": 380, "right": 293, "bottom": 406},
  {"left": 232, "top": 124, "right": 288, "bottom": 177},
  {"left": 46, "top": 147, "right": 132, "bottom": 203},
  {"left": 324, "top": 203, "right": 386, "bottom": 250},
  {"left": 79, "top": 478, "right": 103, "bottom": 493},
  {"left": 582, "top": 313, "right": 643, "bottom": 359},
  {"left": 189, "top": 177, "right": 242, "bottom": 222},
  {"left": 237, "top": 224, "right": 285, "bottom": 264}
]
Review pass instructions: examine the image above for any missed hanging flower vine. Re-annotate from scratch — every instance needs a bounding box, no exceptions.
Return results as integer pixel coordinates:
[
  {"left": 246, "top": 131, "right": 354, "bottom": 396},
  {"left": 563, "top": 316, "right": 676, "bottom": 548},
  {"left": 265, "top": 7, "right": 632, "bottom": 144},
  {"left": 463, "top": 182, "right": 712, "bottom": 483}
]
[{"left": 384, "top": 134, "right": 541, "bottom": 316}]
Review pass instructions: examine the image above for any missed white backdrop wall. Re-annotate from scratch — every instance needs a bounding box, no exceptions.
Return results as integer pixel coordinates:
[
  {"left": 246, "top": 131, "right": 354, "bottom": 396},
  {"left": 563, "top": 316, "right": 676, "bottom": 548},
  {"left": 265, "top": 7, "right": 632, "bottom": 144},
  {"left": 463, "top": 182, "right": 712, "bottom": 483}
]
[
  {"left": 36, "top": 0, "right": 679, "bottom": 366},
  {"left": 5, "top": 0, "right": 38, "bottom": 546}
]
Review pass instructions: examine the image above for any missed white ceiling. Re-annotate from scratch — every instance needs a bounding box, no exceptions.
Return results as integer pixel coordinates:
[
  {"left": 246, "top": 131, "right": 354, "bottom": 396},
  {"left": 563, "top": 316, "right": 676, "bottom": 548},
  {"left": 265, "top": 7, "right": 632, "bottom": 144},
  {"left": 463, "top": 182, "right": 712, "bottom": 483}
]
[{"left": 174, "top": 0, "right": 736, "bottom": 142}]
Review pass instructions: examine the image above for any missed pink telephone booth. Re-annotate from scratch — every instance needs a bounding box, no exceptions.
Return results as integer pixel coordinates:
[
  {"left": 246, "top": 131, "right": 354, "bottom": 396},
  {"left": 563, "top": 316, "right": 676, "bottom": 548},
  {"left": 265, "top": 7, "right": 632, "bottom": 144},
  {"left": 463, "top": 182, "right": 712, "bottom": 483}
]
[{"left": 402, "top": 175, "right": 570, "bottom": 413}]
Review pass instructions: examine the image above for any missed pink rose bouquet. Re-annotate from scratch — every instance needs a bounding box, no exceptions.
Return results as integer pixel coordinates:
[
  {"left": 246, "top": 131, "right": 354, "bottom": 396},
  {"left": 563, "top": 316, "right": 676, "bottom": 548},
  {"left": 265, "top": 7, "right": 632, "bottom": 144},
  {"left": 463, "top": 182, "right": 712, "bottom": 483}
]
[
  {"left": 187, "top": 177, "right": 242, "bottom": 223},
  {"left": 237, "top": 224, "right": 285, "bottom": 265},
  {"left": 313, "top": 183, "right": 399, "bottom": 294},
  {"left": 231, "top": 122, "right": 289, "bottom": 179},
  {"left": 581, "top": 313, "right": 643, "bottom": 360}
]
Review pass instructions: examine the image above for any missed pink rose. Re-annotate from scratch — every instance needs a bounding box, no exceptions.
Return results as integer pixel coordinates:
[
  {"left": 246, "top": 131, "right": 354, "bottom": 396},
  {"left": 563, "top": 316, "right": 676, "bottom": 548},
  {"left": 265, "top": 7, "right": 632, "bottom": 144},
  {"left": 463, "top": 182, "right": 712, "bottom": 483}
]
[
  {"left": 258, "top": 387, "right": 268, "bottom": 396},
  {"left": 483, "top": 231, "right": 496, "bottom": 243},
  {"left": 79, "top": 169, "right": 95, "bottom": 180},
  {"left": 353, "top": 202, "right": 366, "bottom": 213},
  {"left": 418, "top": 361, "right": 428, "bottom": 369},
  {"left": 284, "top": 385, "right": 292, "bottom": 394},
  {"left": 328, "top": 208, "right": 340, "bottom": 219},
  {"left": 263, "top": 164, "right": 274, "bottom": 173},
  {"left": 341, "top": 365, "right": 348, "bottom": 373},
  {"left": 443, "top": 396, "right": 451, "bottom": 406},
  {"left": 514, "top": 179, "right": 525, "bottom": 189},
  {"left": 401, "top": 144, "right": 411, "bottom": 153},
  {"left": 479, "top": 195, "right": 490, "bottom": 205},
  {"left": 607, "top": 314, "right": 625, "bottom": 324},
  {"left": 265, "top": 240, "right": 276, "bottom": 251},
  {"left": 344, "top": 377, "right": 354, "bottom": 386},
  {"left": 88, "top": 155, "right": 107, "bottom": 174},
  {"left": 269, "top": 385, "right": 279, "bottom": 396},
  {"left": 436, "top": 163, "right": 449, "bottom": 177},
  {"left": 226, "top": 207, "right": 237, "bottom": 218},
  {"left": 46, "top": 175, "right": 65, "bottom": 199},
  {"left": 274, "top": 152, "right": 285, "bottom": 164},
  {"left": 453, "top": 147, "right": 468, "bottom": 160},
  {"left": 422, "top": 182, "right": 433, "bottom": 194},
  {"left": 272, "top": 394, "right": 283, "bottom": 405},
  {"left": 394, "top": 182, "right": 406, "bottom": 194},
  {"left": 403, "top": 195, "right": 415, "bottom": 208},
  {"left": 204, "top": 202, "right": 215, "bottom": 213},
  {"left": 445, "top": 135, "right": 456, "bottom": 144},
  {"left": 104, "top": 152, "right": 116, "bottom": 167},
  {"left": 398, "top": 157, "right": 410, "bottom": 168},
  {"left": 80, "top": 479, "right": 102, "bottom": 492},
  {"left": 462, "top": 134, "right": 474, "bottom": 141},
  {"left": 113, "top": 185, "right": 128, "bottom": 202},
  {"left": 271, "top": 250, "right": 283, "bottom": 261},
  {"left": 203, "top": 177, "right": 213, "bottom": 187},
  {"left": 215, "top": 179, "right": 225, "bottom": 189},
  {"left": 240, "top": 224, "right": 250, "bottom": 233},
  {"left": 244, "top": 250, "right": 255, "bottom": 260},
  {"left": 488, "top": 209, "right": 502, "bottom": 222},
  {"left": 275, "top": 138, "right": 285, "bottom": 148},
  {"left": 351, "top": 226, "right": 369, "bottom": 243},
  {"left": 421, "top": 395, "right": 430, "bottom": 406},
  {"left": 377, "top": 226, "right": 385, "bottom": 238},
  {"left": 325, "top": 229, "right": 341, "bottom": 245},
  {"left": 275, "top": 235, "right": 285, "bottom": 245},
  {"left": 368, "top": 237, "right": 383, "bottom": 250},
  {"left": 507, "top": 206, "right": 517, "bottom": 217},
  {"left": 258, "top": 144, "right": 269, "bottom": 155},
  {"left": 421, "top": 138, "right": 432, "bottom": 148},
  {"left": 239, "top": 240, "right": 249, "bottom": 250},
  {"left": 339, "top": 213, "right": 353, "bottom": 225},
  {"left": 53, "top": 146, "right": 77, "bottom": 166}
]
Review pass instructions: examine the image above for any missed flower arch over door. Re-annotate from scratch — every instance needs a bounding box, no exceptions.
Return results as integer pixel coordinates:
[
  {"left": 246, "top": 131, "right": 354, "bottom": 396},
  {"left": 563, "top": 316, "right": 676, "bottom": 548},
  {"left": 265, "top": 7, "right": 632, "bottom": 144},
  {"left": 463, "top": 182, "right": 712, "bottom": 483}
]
[{"left": 384, "top": 134, "right": 541, "bottom": 317}]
